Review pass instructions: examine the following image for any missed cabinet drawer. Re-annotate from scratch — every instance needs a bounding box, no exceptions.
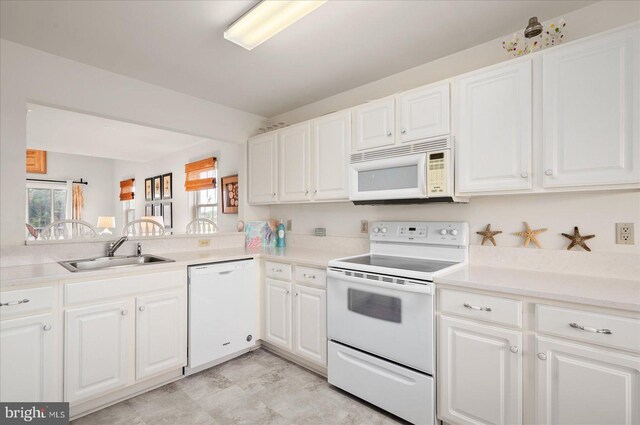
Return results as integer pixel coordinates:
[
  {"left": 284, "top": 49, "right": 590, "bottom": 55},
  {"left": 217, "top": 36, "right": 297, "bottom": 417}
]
[
  {"left": 536, "top": 304, "right": 640, "bottom": 353},
  {"left": 439, "top": 289, "right": 522, "bottom": 328},
  {"left": 294, "top": 266, "right": 326, "bottom": 288},
  {"left": 265, "top": 261, "right": 292, "bottom": 281},
  {"left": 1, "top": 286, "right": 55, "bottom": 319}
]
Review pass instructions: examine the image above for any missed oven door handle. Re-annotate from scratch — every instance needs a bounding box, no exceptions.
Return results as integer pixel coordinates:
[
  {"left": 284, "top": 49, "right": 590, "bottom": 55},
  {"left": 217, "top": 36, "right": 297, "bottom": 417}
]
[{"left": 327, "top": 269, "right": 432, "bottom": 294}]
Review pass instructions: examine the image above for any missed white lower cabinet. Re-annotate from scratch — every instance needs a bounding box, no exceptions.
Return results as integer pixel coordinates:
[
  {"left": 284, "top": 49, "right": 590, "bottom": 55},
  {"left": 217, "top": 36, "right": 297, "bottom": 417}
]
[
  {"left": 293, "top": 284, "right": 326, "bottom": 365},
  {"left": 264, "top": 278, "right": 293, "bottom": 350},
  {"left": 263, "top": 263, "right": 327, "bottom": 368},
  {"left": 136, "top": 290, "right": 187, "bottom": 380},
  {"left": 0, "top": 312, "right": 58, "bottom": 402},
  {"left": 65, "top": 299, "right": 130, "bottom": 403},
  {"left": 439, "top": 315, "right": 522, "bottom": 425},
  {"left": 535, "top": 335, "right": 640, "bottom": 425}
]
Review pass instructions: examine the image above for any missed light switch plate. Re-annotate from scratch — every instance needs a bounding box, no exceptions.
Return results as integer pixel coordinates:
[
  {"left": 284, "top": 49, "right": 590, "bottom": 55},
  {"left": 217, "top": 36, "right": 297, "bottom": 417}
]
[
  {"left": 198, "top": 239, "right": 211, "bottom": 247},
  {"left": 286, "top": 220, "right": 292, "bottom": 231},
  {"left": 616, "top": 223, "right": 634, "bottom": 245},
  {"left": 361, "top": 220, "right": 369, "bottom": 233}
]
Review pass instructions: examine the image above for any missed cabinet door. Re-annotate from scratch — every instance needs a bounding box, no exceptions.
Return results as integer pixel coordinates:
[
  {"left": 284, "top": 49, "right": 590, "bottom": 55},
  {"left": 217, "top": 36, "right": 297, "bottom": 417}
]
[
  {"left": 278, "top": 123, "right": 311, "bottom": 202},
  {"left": 293, "top": 284, "right": 326, "bottom": 366},
  {"left": 353, "top": 97, "right": 395, "bottom": 151},
  {"left": 248, "top": 133, "right": 277, "bottom": 204},
  {"left": 398, "top": 83, "right": 450, "bottom": 143},
  {"left": 136, "top": 290, "right": 187, "bottom": 380},
  {"left": 1, "top": 313, "right": 58, "bottom": 402},
  {"left": 264, "top": 278, "right": 292, "bottom": 350},
  {"left": 455, "top": 60, "right": 532, "bottom": 193},
  {"left": 65, "top": 300, "right": 130, "bottom": 403},
  {"left": 312, "top": 111, "right": 350, "bottom": 201},
  {"left": 535, "top": 335, "right": 640, "bottom": 425},
  {"left": 542, "top": 26, "right": 640, "bottom": 188},
  {"left": 439, "top": 315, "right": 522, "bottom": 425}
]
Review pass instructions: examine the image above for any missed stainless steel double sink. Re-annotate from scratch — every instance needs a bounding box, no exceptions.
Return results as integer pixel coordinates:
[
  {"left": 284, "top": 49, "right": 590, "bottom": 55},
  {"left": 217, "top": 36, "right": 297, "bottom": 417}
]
[{"left": 59, "top": 254, "right": 174, "bottom": 272}]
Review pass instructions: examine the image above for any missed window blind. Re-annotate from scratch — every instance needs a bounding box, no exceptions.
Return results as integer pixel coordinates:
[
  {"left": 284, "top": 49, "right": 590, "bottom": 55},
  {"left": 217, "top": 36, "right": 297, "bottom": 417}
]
[
  {"left": 185, "top": 157, "right": 217, "bottom": 192},
  {"left": 119, "top": 178, "right": 135, "bottom": 201}
]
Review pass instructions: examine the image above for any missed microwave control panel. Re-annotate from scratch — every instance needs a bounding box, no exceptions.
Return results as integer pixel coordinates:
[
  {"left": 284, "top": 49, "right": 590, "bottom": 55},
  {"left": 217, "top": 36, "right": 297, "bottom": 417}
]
[{"left": 427, "top": 150, "right": 448, "bottom": 196}]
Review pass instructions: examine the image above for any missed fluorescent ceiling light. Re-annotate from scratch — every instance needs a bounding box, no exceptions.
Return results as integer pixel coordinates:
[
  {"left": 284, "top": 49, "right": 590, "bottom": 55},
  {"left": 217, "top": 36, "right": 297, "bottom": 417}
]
[{"left": 224, "top": 0, "right": 327, "bottom": 51}]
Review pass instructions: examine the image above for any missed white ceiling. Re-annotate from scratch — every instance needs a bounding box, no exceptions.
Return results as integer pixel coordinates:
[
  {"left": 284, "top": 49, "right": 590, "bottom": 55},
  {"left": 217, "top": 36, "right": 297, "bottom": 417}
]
[
  {"left": 2, "top": 1, "right": 594, "bottom": 117},
  {"left": 26, "top": 104, "right": 208, "bottom": 162}
]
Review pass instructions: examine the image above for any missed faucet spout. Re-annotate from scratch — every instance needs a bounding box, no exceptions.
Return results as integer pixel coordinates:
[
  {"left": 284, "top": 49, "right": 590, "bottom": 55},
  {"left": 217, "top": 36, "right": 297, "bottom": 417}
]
[{"left": 107, "top": 236, "right": 128, "bottom": 257}]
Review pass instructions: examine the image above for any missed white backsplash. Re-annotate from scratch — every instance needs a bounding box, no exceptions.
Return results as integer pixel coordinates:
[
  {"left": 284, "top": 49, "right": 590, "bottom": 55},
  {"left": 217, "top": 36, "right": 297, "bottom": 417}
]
[{"left": 0, "top": 233, "right": 245, "bottom": 267}]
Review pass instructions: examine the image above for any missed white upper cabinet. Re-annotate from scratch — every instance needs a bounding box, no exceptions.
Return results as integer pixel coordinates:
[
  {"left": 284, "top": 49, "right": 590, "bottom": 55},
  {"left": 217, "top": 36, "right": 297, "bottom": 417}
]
[
  {"left": 248, "top": 133, "right": 277, "bottom": 204},
  {"left": 353, "top": 97, "right": 396, "bottom": 151},
  {"left": 542, "top": 25, "right": 640, "bottom": 188},
  {"left": 398, "top": 83, "right": 450, "bottom": 143},
  {"left": 312, "top": 111, "right": 350, "bottom": 201},
  {"left": 278, "top": 122, "right": 312, "bottom": 202},
  {"left": 455, "top": 59, "right": 533, "bottom": 193}
]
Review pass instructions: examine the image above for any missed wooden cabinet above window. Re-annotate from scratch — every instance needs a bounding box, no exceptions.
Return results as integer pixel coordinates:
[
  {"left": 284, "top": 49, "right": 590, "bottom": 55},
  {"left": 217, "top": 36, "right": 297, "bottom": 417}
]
[{"left": 26, "top": 149, "right": 47, "bottom": 174}]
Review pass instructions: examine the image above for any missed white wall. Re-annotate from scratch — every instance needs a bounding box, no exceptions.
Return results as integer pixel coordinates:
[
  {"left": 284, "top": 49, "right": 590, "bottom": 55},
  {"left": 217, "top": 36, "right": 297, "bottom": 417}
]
[
  {"left": 268, "top": 1, "right": 640, "bottom": 254},
  {"left": 112, "top": 140, "right": 242, "bottom": 234},
  {"left": 269, "top": 1, "right": 640, "bottom": 125},
  {"left": 27, "top": 152, "right": 117, "bottom": 229},
  {"left": 0, "top": 39, "right": 267, "bottom": 246}
]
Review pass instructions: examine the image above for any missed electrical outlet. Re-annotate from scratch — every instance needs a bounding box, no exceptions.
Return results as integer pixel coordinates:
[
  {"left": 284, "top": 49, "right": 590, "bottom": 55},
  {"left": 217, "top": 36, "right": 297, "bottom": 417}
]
[
  {"left": 616, "top": 223, "right": 635, "bottom": 245},
  {"left": 286, "top": 220, "right": 292, "bottom": 231},
  {"left": 360, "top": 220, "right": 369, "bottom": 233},
  {"left": 198, "top": 239, "right": 211, "bottom": 247}
]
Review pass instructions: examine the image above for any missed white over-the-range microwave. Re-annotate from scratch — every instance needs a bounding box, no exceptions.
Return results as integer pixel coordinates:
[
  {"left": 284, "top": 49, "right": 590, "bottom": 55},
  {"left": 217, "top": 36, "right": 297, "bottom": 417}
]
[{"left": 349, "top": 137, "right": 467, "bottom": 204}]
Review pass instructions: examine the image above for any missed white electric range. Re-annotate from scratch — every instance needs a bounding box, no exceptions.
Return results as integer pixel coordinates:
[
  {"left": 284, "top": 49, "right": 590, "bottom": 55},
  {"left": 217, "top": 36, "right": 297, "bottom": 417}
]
[{"left": 327, "top": 221, "right": 469, "bottom": 425}]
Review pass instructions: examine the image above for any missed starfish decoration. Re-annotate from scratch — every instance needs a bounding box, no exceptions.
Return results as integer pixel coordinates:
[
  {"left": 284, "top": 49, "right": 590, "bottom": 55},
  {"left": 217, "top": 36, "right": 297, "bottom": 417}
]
[
  {"left": 562, "top": 226, "right": 595, "bottom": 252},
  {"left": 513, "top": 222, "right": 547, "bottom": 248},
  {"left": 476, "top": 224, "right": 502, "bottom": 246}
]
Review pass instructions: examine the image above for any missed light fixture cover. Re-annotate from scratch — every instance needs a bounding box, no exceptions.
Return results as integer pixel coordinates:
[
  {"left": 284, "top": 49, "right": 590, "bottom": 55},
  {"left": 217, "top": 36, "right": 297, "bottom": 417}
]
[
  {"left": 524, "top": 16, "right": 543, "bottom": 38},
  {"left": 97, "top": 216, "right": 116, "bottom": 229},
  {"left": 224, "top": 0, "right": 327, "bottom": 50}
]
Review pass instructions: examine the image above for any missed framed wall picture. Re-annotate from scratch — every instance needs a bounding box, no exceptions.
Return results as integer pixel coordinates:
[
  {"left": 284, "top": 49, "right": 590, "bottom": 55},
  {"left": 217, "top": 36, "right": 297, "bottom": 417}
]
[
  {"left": 153, "top": 203, "right": 162, "bottom": 217},
  {"left": 221, "top": 175, "right": 239, "bottom": 214},
  {"left": 153, "top": 176, "right": 162, "bottom": 201},
  {"left": 162, "top": 202, "right": 173, "bottom": 229},
  {"left": 162, "top": 173, "right": 172, "bottom": 199},
  {"left": 145, "top": 178, "right": 153, "bottom": 201},
  {"left": 145, "top": 204, "right": 152, "bottom": 216}
]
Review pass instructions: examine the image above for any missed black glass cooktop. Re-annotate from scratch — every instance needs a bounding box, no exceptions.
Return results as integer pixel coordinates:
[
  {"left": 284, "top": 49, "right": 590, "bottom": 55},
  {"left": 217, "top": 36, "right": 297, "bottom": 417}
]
[{"left": 339, "top": 255, "right": 457, "bottom": 274}]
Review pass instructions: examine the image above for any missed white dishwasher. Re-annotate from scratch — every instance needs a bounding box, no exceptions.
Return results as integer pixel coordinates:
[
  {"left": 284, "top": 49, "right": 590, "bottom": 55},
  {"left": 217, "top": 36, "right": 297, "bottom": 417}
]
[{"left": 186, "top": 259, "right": 257, "bottom": 375}]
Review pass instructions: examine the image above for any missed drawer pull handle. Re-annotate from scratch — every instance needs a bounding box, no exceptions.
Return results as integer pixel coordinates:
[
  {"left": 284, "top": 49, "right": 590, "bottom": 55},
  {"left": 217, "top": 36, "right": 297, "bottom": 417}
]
[
  {"left": 569, "top": 322, "right": 612, "bottom": 335},
  {"left": 463, "top": 303, "right": 492, "bottom": 312},
  {"left": 43, "top": 324, "right": 52, "bottom": 331},
  {"left": 303, "top": 273, "right": 316, "bottom": 279},
  {"left": 272, "top": 268, "right": 283, "bottom": 273},
  {"left": 537, "top": 352, "right": 547, "bottom": 361},
  {"left": 0, "top": 298, "right": 30, "bottom": 307},
  {"left": 510, "top": 345, "right": 518, "bottom": 354}
]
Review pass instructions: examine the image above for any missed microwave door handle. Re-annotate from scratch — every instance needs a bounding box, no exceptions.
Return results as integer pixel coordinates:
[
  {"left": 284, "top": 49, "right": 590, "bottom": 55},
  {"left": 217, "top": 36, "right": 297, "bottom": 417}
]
[{"left": 327, "top": 269, "right": 431, "bottom": 294}]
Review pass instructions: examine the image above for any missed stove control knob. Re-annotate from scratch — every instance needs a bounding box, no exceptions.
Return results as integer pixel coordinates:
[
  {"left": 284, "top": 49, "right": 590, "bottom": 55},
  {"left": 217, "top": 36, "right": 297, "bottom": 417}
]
[
  {"left": 450, "top": 229, "right": 459, "bottom": 236},
  {"left": 373, "top": 227, "right": 380, "bottom": 233},
  {"left": 440, "top": 229, "right": 448, "bottom": 236},
  {"left": 381, "top": 227, "right": 387, "bottom": 233}
]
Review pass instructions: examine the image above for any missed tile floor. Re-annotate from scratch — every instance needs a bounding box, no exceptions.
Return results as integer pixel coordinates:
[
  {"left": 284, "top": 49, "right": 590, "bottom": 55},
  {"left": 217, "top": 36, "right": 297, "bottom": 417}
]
[{"left": 72, "top": 348, "right": 405, "bottom": 425}]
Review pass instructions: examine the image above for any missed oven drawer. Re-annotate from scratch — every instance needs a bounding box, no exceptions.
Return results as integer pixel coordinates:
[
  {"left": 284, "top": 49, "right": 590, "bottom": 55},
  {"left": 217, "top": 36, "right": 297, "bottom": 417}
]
[
  {"left": 439, "top": 289, "right": 522, "bottom": 328},
  {"left": 328, "top": 341, "right": 434, "bottom": 425},
  {"left": 294, "top": 266, "right": 326, "bottom": 288},
  {"left": 536, "top": 304, "right": 640, "bottom": 353},
  {"left": 264, "top": 261, "right": 292, "bottom": 281}
]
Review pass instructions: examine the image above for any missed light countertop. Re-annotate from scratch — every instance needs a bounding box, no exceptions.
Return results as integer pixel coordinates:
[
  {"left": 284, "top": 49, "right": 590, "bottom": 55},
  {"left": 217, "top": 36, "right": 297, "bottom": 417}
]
[
  {"left": 436, "top": 265, "right": 640, "bottom": 312},
  {"left": 0, "top": 246, "right": 363, "bottom": 289}
]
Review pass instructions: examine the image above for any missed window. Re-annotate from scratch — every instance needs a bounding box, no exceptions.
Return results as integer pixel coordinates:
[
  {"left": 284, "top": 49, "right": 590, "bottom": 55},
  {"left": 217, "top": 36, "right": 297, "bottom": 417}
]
[
  {"left": 191, "top": 168, "right": 218, "bottom": 223},
  {"left": 25, "top": 181, "right": 69, "bottom": 232},
  {"left": 122, "top": 199, "right": 135, "bottom": 227}
]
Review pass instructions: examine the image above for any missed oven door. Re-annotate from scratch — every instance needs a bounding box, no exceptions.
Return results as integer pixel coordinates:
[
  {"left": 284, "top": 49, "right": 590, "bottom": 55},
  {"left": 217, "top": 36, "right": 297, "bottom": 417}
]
[
  {"left": 349, "top": 153, "right": 427, "bottom": 201},
  {"left": 327, "top": 268, "right": 434, "bottom": 373}
]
